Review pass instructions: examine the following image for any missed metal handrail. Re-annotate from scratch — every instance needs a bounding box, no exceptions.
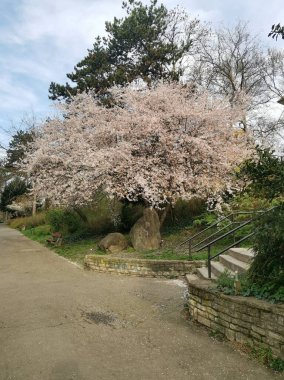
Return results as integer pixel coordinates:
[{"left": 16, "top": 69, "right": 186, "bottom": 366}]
[
  {"left": 207, "top": 233, "right": 255, "bottom": 279},
  {"left": 177, "top": 209, "right": 266, "bottom": 256},
  {"left": 193, "top": 219, "right": 253, "bottom": 253},
  {"left": 196, "top": 219, "right": 254, "bottom": 279},
  {"left": 176, "top": 206, "right": 277, "bottom": 279},
  {"left": 200, "top": 206, "right": 277, "bottom": 278},
  {"left": 209, "top": 233, "right": 255, "bottom": 261},
  {"left": 178, "top": 213, "right": 232, "bottom": 247},
  {"left": 191, "top": 221, "right": 234, "bottom": 251}
]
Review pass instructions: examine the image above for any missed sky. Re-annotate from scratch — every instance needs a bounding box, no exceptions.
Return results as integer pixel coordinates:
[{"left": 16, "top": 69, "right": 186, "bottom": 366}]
[{"left": 0, "top": 0, "right": 284, "bottom": 153}]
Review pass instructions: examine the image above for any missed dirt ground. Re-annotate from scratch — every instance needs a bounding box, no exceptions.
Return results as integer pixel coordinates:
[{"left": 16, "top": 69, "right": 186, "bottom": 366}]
[{"left": 0, "top": 224, "right": 281, "bottom": 380}]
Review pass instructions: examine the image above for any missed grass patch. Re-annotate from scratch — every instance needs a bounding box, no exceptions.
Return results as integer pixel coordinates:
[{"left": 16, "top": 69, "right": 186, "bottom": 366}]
[
  {"left": 22, "top": 225, "right": 51, "bottom": 243},
  {"left": 132, "top": 249, "right": 206, "bottom": 261},
  {"left": 54, "top": 237, "right": 104, "bottom": 264},
  {"left": 244, "top": 343, "right": 284, "bottom": 372},
  {"left": 20, "top": 223, "right": 207, "bottom": 264},
  {"left": 22, "top": 225, "right": 102, "bottom": 265},
  {"left": 15, "top": 213, "right": 253, "bottom": 265}
]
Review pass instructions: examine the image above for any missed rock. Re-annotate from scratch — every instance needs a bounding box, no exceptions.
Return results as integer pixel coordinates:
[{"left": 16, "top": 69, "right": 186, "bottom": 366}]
[
  {"left": 130, "top": 208, "right": 161, "bottom": 251},
  {"left": 98, "top": 233, "right": 128, "bottom": 254}
]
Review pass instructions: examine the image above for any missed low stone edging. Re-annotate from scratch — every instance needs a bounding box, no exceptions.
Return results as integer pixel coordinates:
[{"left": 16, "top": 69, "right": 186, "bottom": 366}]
[
  {"left": 186, "top": 276, "right": 284, "bottom": 360},
  {"left": 84, "top": 254, "right": 204, "bottom": 278}
]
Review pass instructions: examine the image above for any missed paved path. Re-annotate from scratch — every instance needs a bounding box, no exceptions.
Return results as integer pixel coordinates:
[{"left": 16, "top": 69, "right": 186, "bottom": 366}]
[{"left": 0, "top": 224, "right": 281, "bottom": 380}]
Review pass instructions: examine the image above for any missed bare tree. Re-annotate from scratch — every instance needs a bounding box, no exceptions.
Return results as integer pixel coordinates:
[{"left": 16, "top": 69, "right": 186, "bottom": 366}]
[
  {"left": 263, "top": 48, "right": 284, "bottom": 98},
  {"left": 187, "top": 22, "right": 284, "bottom": 137},
  {"left": 162, "top": 6, "right": 207, "bottom": 81},
  {"left": 249, "top": 111, "right": 284, "bottom": 147},
  {"left": 189, "top": 23, "right": 268, "bottom": 106}
]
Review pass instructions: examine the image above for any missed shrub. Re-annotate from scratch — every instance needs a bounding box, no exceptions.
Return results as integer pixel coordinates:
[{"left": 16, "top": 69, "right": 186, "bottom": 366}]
[
  {"left": 216, "top": 270, "right": 249, "bottom": 295},
  {"left": 164, "top": 198, "right": 206, "bottom": 229},
  {"left": 232, "top": 149, "right": 284, "bottom": 302},
  {"left": 192, "top": 211, "right": 216, "bottom": 227},
  {"left": 216, "top": 270, "right": 235, "bottom": 292},
  {"left": 248, "top": 204, "right": 284, "bottom": 301},
  {"left": 216, "top": 267, "right": 284, "bottom": 303},
  {"left": 230, "top": 193, "right": 276, "bottom": 213},
  {"left": 242, "top": 283, "right": 284, "bottom": 303},
  {"left": 239, "top": 147, "right": 284, "bottom": 200},
  {"left": 80, "top": 194, "right": 123, "bottom": 234},
  {"left": 215, "top": 205, "right": 284, "bottom": 303},
  {"left": 46, "top": 208, "right": 83, "bottom": 234}
]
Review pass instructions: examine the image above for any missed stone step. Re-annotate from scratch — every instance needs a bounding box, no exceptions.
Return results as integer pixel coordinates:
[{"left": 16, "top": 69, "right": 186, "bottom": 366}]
[
  {"left": 185, "top": 274, "right": 199, "bottom": 284},
  {"left": 228, "top": 247, "right": 254, "bottom": 263},
  {"left": 196, "top": 260, "right": 235, "bottom": 280},
  {"left": 185, "top": 273, "right": 213, "bottom": 286},
  {"left": 219, "top": 254, "right": 250, "bottom": 274},
  {"left": 210, "top": 261, "right": 233, "bottom": 277},
  {"left": 196, "top": 266, "right": 217, "bottom": 280}
]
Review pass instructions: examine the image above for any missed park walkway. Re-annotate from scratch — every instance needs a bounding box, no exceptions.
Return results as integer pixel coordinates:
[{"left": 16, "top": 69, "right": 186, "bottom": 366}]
[{"left": 0, "top": 224, "right": 279, "bottom": 380}]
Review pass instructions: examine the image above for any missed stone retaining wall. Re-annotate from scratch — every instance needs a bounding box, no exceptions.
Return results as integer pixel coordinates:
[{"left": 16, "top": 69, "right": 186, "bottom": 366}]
[
  {"left": 84, "top": 254, "right": 203, "bottom": 278},
  {"left": 187, "top": 277, "right": 284, "bottom": 359}
]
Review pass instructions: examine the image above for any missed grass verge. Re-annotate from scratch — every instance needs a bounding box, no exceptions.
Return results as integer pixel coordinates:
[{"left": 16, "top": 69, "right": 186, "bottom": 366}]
[
  {"left": 21, "top": 225, "right": 103, "bottom": 265},
  {"left": 19, "top": 223, "right": 210, "bottom": 265},
  {"left": 14, "top": 214, "right": 252, "bottom": 265}
]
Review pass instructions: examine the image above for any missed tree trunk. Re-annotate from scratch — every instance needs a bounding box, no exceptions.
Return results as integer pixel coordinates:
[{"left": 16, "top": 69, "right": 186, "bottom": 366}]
[
  {"left": 159, "top": 203, "right": 171, "bottom": 228},
  {"left": 73, "top": 207, "right": 88, "bottom": 223},
  {"left": 32, "top": 192, "right": 37, "bottom": 216}
]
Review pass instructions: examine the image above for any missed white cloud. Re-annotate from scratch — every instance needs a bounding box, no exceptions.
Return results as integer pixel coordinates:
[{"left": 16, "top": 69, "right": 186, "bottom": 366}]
[
  {"left": 0, "top": 0, "right": 284, "bottom": 143},
  {"left": 0, "top": 55, "right": 54, "bottom": 83},
  {"left": 181, "top": 0, "right": 284, "bottom": 39},
  {"left": 1, "top": 0, "right": 123, "bottom": 51},
  {"left": 0, "top": 0, "right": 126, "bottom": 107},
  {"left": 0, "top": 75, "right": 38, "bottom": 111},
  {"left": 0, "top": 0, "right": 125, "bottom": 138}
]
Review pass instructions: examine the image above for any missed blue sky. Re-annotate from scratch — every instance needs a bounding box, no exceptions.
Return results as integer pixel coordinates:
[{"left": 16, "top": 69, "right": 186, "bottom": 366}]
[{"left": 0, "top": 0, "right": 283, "bottom": 152}]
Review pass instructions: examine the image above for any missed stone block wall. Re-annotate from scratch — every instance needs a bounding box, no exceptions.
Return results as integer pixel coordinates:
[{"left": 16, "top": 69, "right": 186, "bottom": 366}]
[
  {"left": 187, "top": 279, "right": 284, "bottom": 359},
  {"left": 85, "top": 254, "right": 203, "bottom": 278}
]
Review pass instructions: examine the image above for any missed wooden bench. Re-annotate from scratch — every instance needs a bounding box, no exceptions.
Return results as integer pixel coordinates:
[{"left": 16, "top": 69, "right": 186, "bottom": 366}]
[{"left": 46, "top": 232, "right": 63, "bottom": 246}]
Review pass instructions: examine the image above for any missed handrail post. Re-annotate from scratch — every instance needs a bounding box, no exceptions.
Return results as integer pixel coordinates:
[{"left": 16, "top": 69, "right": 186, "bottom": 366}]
[
  {"left": 208, "top": 245, "right": 211, "bottom": 279},
  {"left": 188, "top": 240, "right": 192, "bottom": 260},
  {"left": 232, "top": 213, "right": 235, "bottom": 244}
]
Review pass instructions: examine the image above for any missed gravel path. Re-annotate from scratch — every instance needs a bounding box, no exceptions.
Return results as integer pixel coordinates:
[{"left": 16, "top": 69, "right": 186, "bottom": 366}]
[{"left": 0, "top": 224, "right": 281, "bottom": 380}]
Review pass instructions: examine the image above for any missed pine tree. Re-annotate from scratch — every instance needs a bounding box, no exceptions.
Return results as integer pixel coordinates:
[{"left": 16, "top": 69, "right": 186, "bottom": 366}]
[{"left": 49, "top": 0, "right": 199, "bottom": 100}]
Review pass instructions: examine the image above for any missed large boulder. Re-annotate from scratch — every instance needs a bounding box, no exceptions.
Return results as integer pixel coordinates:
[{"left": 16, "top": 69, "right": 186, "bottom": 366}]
[
  {"left": 98, "top": 233, "right": 128, "bottom": 254},
  {"left": 130, "top": 208, "right": 161, "bottom": 251}
]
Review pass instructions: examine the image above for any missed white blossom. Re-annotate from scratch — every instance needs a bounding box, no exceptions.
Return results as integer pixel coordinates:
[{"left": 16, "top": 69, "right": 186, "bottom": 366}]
[{"left": 23, "top": 83, "right": 252, "bottom": 208}]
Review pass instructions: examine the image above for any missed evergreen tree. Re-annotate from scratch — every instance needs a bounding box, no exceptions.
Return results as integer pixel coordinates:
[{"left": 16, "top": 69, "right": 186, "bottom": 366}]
[
  {"left": 6, "top": 130, "right": 34, "bottom": 169},
  {"left": 49, "top": 0, "right": 200, "bottom": 101},
  {"left": 239, "top": 148, "right": 284, "bottom": 200},
  {"left": 0, "top": 177, "right": 27, "bottom": 212}
]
